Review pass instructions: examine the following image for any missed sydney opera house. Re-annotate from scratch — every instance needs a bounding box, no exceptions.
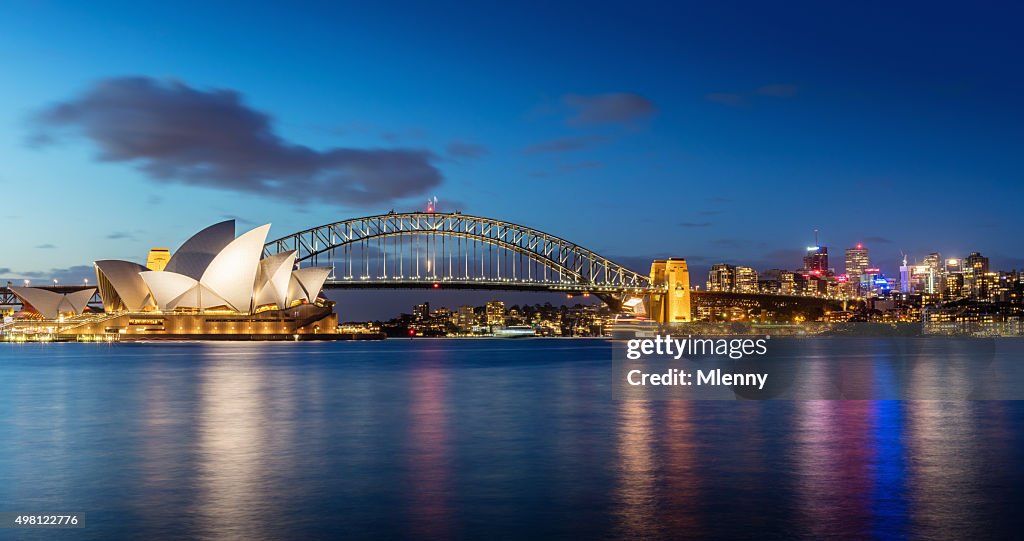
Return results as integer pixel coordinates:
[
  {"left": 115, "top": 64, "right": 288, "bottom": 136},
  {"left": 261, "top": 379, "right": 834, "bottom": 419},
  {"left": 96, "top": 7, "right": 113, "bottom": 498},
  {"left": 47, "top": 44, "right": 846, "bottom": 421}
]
[{"left": 6, "top": 220, "right": 340, "bottom": 339}]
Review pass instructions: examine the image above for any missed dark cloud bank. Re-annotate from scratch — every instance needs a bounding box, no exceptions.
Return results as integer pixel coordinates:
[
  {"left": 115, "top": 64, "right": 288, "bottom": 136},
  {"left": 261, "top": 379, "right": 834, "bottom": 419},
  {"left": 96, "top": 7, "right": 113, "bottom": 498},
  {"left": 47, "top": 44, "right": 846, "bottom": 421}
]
[
  {"left": 563, "top": 93, "right": 656, "bottom": 126},
  {"left": 31, "top": 77, "right": 442, "bottom": 206}
]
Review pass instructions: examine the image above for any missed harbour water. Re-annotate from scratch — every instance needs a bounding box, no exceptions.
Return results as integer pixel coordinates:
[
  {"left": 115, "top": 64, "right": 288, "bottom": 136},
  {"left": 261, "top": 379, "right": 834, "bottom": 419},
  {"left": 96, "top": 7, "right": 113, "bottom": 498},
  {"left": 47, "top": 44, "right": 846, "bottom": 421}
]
[{"left": 2, "top": 339, "right": 1024, "bottom": 540}]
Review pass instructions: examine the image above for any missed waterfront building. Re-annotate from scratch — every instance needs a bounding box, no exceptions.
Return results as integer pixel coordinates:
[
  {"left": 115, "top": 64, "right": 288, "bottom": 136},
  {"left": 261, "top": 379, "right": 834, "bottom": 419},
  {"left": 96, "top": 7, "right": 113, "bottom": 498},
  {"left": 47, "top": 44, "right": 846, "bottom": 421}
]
[
  {"left": 7, "top": 287, "right": 95, "bottom": 320},
  {"left": 8, "top": 220, "right": 337, "bottom": 339},
  {"left": 486, "top": 300, "right": 506, "bottom": 326},
  {"left": 457, "top": 305, "right": 475, "bottom": 330}
]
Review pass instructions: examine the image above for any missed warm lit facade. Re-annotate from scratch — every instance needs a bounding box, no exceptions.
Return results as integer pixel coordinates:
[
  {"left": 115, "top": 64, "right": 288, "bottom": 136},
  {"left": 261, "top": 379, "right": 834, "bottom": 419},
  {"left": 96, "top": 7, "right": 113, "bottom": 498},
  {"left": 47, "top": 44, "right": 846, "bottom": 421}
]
[
  {"left": 8, "top": 220, "right": 338, "bottom": 339},
  {"left": 95, "top": 220, "right": 331, "bottom": 316}
]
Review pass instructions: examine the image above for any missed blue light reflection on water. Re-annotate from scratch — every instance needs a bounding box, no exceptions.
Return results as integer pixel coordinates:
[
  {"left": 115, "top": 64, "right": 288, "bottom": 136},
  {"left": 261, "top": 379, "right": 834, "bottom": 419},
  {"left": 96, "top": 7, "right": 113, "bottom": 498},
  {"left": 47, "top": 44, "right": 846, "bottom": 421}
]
[{"left": 1, "top": 339, "right": 1024, "bottom": 540}]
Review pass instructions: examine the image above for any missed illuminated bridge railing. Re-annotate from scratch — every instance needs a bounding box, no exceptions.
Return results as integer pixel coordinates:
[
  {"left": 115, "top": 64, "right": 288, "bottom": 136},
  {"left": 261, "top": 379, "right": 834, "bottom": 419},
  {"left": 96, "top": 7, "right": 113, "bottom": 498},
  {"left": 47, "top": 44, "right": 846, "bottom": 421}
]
[{"left": 263, "top": 212, "right": 658, "bottom": 294}]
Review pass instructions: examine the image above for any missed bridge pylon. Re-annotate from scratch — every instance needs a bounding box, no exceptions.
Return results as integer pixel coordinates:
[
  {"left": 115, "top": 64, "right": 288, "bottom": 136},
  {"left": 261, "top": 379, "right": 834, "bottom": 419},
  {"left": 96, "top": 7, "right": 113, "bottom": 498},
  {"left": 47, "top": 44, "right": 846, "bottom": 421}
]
[{"left": 647, "top": 258, "right": 691, "bottom": 323}]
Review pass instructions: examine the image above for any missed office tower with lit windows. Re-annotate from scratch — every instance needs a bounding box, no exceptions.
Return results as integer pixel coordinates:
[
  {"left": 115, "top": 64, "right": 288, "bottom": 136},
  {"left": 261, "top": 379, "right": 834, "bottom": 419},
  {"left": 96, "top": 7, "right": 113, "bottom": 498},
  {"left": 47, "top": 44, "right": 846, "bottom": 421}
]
[
  {"left": 845, "top": 244, "right": 869, "bottom": 290},
  {"left": 922, "top": 252, "right": 943, "bottom": 294},
  {"left": 964, "top": 252, "right": 990, "bottom": 298},
  {"left": 803, "top": 246, "right": 828, "bottom": 275}
]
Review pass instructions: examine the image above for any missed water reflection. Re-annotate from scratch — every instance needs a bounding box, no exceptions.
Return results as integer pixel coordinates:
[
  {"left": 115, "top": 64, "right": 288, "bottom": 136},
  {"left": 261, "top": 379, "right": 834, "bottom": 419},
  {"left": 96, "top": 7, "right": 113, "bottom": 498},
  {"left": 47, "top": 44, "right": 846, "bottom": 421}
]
[
  {"left": 794, "top": 400, "right": 874, "bottom": 538},
  {"left": 906, "top": 401, "right": 982, "bottom": 539},
  {"left": 196, "top": 346, "right": 279, "bottom": 540},
  {"left": 615, "top": 399, "right": 658, "bottom": 538},
  {"left": 0, "top": 340, "right": 1023, "bottom": 540},
  {"left": 406, "top": 359, "right": 452, "bottom": 538}
]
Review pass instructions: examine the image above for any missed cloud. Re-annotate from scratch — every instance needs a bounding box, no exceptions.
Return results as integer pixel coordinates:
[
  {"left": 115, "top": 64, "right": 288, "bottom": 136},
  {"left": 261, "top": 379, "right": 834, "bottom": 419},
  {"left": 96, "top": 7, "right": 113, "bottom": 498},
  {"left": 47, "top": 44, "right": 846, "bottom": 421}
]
[
  {"left": 106, "top": 231, "right": 135, "bottom": 240},
  {"left": 445, "top": 140, "right": 488, "bottom": 159},
  {"left": 679, "top": 222, "right": 712, "bottom": 228},
  {"left": 863, "top": 236, "right": 893, "bottom": 244},
  {"left": 563, "top": 93, "right": 657, "bottom": 126},
  {"left": 523, "top": 135, "right": 609, "bottom": 154},
  {"left": 30, "top": 76, "right": 443, "bottom": 206},
  {"left": 704, "top": 93, "right": 745, "bottom": 106},
  {"left": 35, "top": 243, "right": 56, "bottom": 249},
  {"left": 756, "top": 84, "right": 798, "bottom": 97}
]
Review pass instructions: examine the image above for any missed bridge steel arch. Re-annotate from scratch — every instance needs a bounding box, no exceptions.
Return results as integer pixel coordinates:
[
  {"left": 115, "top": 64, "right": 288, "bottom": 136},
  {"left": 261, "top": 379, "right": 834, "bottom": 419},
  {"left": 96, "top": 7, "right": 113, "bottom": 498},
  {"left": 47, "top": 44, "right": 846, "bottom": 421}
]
[{"left": 263, "top": 212, "right": 660, "bottom": 301}]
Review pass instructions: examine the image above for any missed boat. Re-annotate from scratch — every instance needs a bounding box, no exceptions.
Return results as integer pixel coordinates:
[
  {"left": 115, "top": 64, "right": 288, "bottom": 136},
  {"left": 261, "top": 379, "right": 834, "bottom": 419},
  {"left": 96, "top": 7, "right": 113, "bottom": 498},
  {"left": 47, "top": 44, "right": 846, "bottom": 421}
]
[{"left": 492, "top": 325, "right": 537, "bottom": 338}]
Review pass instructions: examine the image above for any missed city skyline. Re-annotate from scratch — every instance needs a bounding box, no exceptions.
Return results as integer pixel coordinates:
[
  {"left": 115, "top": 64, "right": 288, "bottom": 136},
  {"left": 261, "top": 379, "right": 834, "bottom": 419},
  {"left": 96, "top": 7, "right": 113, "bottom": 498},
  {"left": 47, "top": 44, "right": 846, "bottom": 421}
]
[{"left": 3, "top": 2, "right": 1023, "bottom": 307}]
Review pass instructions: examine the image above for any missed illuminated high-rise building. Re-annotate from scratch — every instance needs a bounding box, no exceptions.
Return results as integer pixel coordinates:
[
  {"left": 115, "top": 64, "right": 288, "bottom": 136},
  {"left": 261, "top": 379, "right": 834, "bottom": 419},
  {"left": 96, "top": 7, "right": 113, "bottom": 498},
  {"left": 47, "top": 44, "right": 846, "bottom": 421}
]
[
  {"left": 945, "top": 273, "right": 964, "bottom": 298},
  {"left": 485, "top": 300, "right": 506, "bottom": 326},
  {"left": 964, "top": 252, "right": 990, "bottom": 298},
  {"left": 707, "top": 264, "right": 736, "bottom": 292},
  {"left": 922, "top": 252, "right": 942, "bottom": 294},
  {"left": 899, "top": 255, "right": 911, "bottom": 293},
  {"left": 803, "top": 246, "right": 828, "bottom": 275},
  {"left": 735, "top": 266, "right": 758, "bottom": 293},
  {"left": 844, "top": 244, "right": 869, "bottom": 290}
]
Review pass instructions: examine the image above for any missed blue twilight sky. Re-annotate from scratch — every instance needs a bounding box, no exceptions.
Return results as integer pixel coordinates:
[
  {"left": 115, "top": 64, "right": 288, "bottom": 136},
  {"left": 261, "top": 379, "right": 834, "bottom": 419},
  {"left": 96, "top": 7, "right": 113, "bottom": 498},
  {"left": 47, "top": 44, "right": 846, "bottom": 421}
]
[{"left": 1, "top": 1, "right": 1022, "bottom": 315}]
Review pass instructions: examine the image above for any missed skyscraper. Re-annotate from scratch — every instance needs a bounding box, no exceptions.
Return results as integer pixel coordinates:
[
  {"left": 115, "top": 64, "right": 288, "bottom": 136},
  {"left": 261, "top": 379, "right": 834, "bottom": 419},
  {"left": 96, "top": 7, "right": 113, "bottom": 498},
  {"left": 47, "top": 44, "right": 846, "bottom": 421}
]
[
  {"left": 965, "top": 252, "right": 990, "bottom": 298},
  {"left": 922, "top": 252, "right": 942, "bottom": 294},
  {"left": 844, "top": 244, "right": 869, "bottom": 287},
  {"left": 803, "top": 246, "right": 828, "bottom": 275}
]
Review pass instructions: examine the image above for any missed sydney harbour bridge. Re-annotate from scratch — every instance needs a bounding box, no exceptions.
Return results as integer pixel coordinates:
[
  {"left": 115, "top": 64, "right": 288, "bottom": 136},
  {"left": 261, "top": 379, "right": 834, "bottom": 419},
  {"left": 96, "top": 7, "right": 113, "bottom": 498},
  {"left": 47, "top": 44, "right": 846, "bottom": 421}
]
[{"left": 3, "top": 211, "right": 839, "bottom": 320}]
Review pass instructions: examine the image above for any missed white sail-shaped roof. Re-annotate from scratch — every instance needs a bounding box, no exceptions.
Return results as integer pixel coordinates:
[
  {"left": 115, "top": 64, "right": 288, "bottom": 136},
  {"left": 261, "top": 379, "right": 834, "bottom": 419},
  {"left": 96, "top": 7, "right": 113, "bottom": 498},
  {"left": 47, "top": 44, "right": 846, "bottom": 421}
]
[
  {"left": 199, "top": 224, "right": 271, "bottom": 313},
  {"left": 10, "top": 287, "right": 95, "bottom": 319},
  {"left": 166, "top": 283, "right": 231, "bottom": 310},
  {"left": 288, "top": 267, "right": 331, "bottom": 305},
  {"left": 164, "top": 219, "right": 235, "bottom": 280},
  {"left": 140, "top": 271, "right": 200, "bottom": 311},
  {"left": 95, "top": 260, "right": 154, "bottom": 311},
  {"left": 64, "top": 289, "right": 96, "bottom": 314},
  {"left": 254, "top": 250, "right": 296, "bottom": 309}
]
